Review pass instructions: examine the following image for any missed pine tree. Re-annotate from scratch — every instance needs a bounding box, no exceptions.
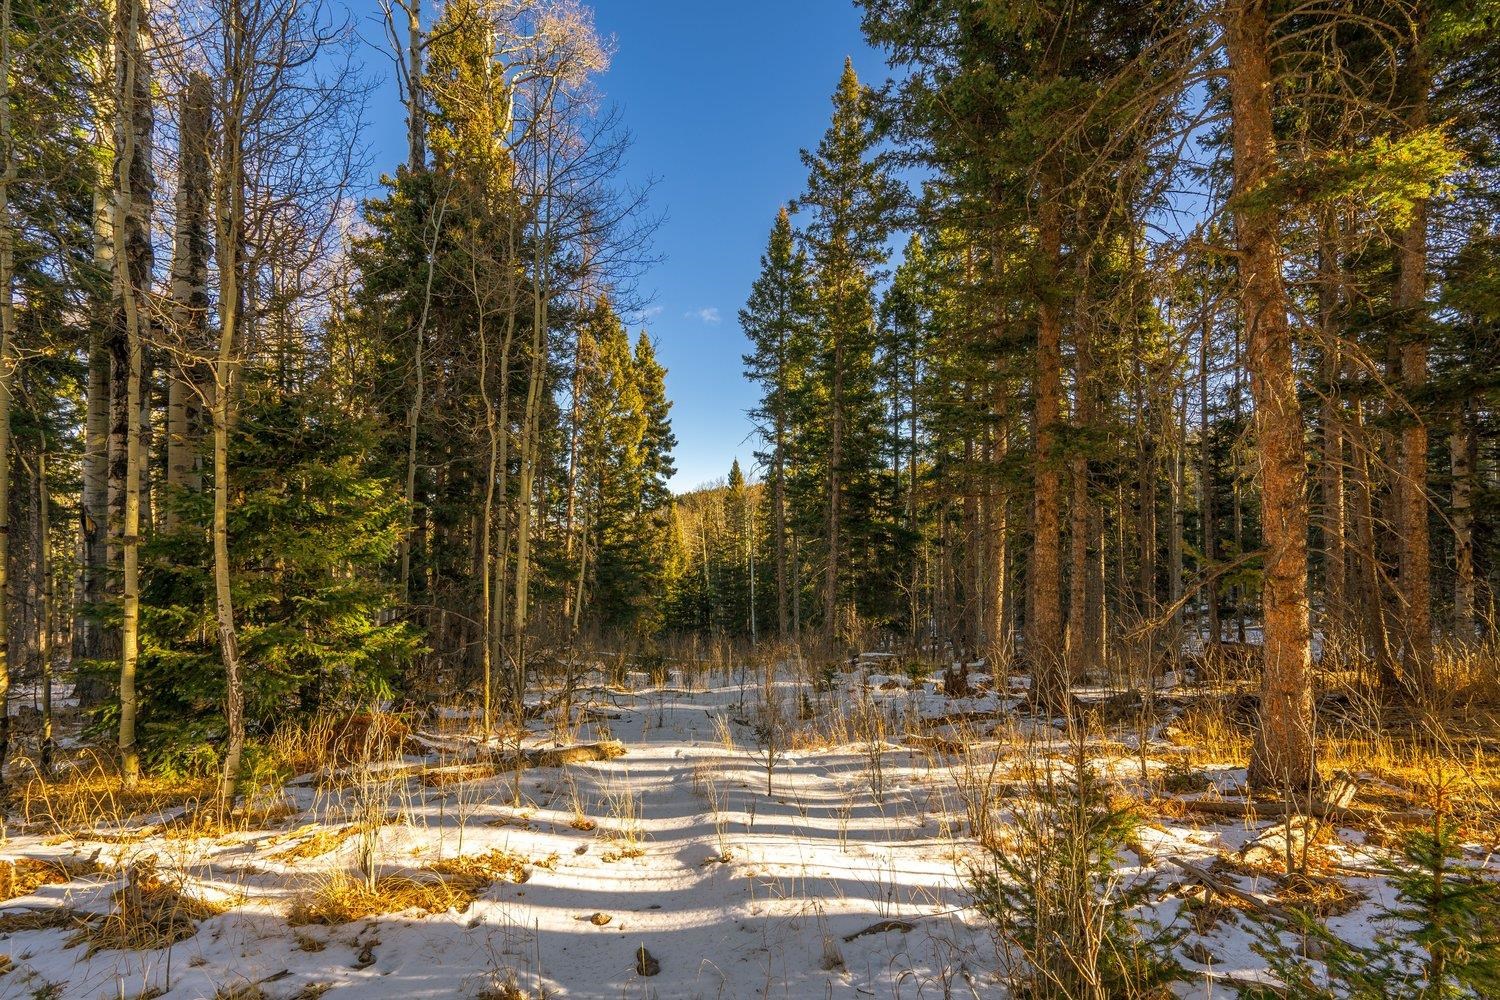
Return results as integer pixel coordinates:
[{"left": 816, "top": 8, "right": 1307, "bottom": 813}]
[
  {"left": 741, "top": 206, "right": 814, "bottom": 641},
  {"left": 794, "top": 58, "right": 903, "bottom": 645},
  {"left": 574, "top": 302, "right": 676, "bottom": 638}
]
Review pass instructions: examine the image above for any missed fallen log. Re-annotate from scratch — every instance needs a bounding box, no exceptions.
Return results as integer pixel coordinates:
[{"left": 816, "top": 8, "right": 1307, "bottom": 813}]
[
  {"left": 294, "top": 739, "right": 628, "bottom": 788},
  {"left": 420, "top": 740, "right": 627, "bottom": 787},
  {"left": 1178, "top": 798, "right": 1429, "bottom": 824},
  {"left": 1166, "top": 857, "right": 1298, "bottom": 926},
  {"left": 842, "top": 918, "right": 914, "bottom": 942},
  {"left": 902, "top": 734, "right": 967, "bottom": 756}
]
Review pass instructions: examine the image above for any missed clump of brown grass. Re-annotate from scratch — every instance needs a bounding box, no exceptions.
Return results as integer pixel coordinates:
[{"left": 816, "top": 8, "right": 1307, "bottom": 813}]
[
  {"left": 0, "top": 856, "right": 105, "bottom": 902},
  {"left": 0, "top": 906, "right": 85, "bottom": 934},
  {"left": 1168, "top": 700, "right": 1252, "bottom": 766},
  {"left": 160, "top": 797, "right": 301, "bottom": 841},
  {"left": 1431, "top": 638, "right": 1500, "bottom": 710},
  {"left": 261, "top": 715, "right": 338, "bottom": 779},
  {"left": 429, "top": 847, "right": 555, "bottom": 885},
  {"left": 287, "top": 872, "right": 483, "bottom": 925},
  {"left": 17, "top": 753, "right": 212, "bottom": 834},
  {"left": 270, "top": 823, "right": 370, "bottom": 861},
  {"left": 474, "top": 974, "right": 530, "bottom": 1000},
  {"left": 324, "top": 712, "right": 416, "bottom": 765},
  {"left": 69, "top": 862, "right": 228, "bottom": 953},
  {"left": 1274, "top": 871, "right": 1365, "bottom": 917},
  {"left": 421, "top": 763, "right": 501, "bottom": 788}
]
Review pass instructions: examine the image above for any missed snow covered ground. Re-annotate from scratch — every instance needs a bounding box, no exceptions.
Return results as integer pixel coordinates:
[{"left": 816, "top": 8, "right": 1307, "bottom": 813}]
[{"left": 0, "top": 661, "right": 1489, "bottom": 998}]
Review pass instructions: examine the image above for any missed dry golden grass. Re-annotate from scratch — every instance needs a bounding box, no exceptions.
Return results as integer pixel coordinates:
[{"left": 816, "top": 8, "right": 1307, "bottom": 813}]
[
  {"left": 269, "top": 823, "right": 367, "bottom": 861},
  {"left": 69, "top": 865, "right": 229, "bottom": 953},
  {"left": 0, "top": 856, "right": 106, "bottom": 901},
  {"left": 1274, "top": 871, "right": 1365, "bottom": 917},
  {"left": 421, "top": 762, "right": 500, "bottom": 787},
  {"left": 286, "top": 872, "right": 483, "bottom": 925},
  {"left": 1432, "top": 640, "right": 1500, "bottom": 710},
  {"left": 261, "top": 715, "right": 339, "bottom": 779},
  {"left": 16, "top": 753, "right": 212, "bottom": 834},
  {"left": 428, "top": 847, "right": 556, "bottom": 884},
  {"left": 1169, "top": 700, "right": 1252, "bottom": 765},
  {"left": 323, "top": 712, "right": 416, "bottom": 764},
  {"left": 0, "top": 906, "right": 84, "bottom": 934},
  {"left": 158, "top": 798, "right": 301, "bottom": 841}
]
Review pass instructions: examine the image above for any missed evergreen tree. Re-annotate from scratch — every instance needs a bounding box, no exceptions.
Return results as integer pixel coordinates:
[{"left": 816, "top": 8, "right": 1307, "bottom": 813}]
[
  {"left": 741, "top": 206, "right": 814, "bottom": 641},
  {"left": 794, "top": 58, "right": 903, "bottom": 645}
]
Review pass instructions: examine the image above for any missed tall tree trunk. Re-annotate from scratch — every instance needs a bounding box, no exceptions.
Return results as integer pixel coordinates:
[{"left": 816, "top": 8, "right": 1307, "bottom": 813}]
[
  {"left": 1231, "top": 353, "right": 1247, "bottom": 643},
  {"left": 772, "top": 411, "right": 789, "bottom": 641},
  {"left": 1222, "top": 0, "right": 1316, "bottom": 790},
  {"left": 0, "top": 0, "right": 16, "bottom": 789},
  {"left": 1348, "top": 400, "right": 1392, "bottom": 672},
  {"left": 213, "top": 17, "right": 247, "bottom": 811},
  {"left": 1067, "top": 286, "right": 1094, "bottom": 675},
  {"left": 77, "top": 9, "right": 115, "bottom": 685},
  {"left": 962, "top": 405, "right": 981, "bottom": 652},
  {"left": 988, "top": 372, "right": 1009, "bottom": 663},
  {"left": 166, "top": 72, "right": 211, "bottom": 534},
  {"left": 513, "top": 227, "right": 549, "bottom": 707},
  {"left": 825, "top": 335, "right": 844, "bottom": 645},
  {"left": 1394, "top": 9, "right": 1434, "bottom": 696},
  {"left": 1316, "top": 217, "right": 1347, "bottom": 642},
  {"left": 1137, "top": 371, "right": 1158, "bottom": 636},
  {"left": 400, "top": 196, "right": 444, "bottom": 602},
  {"left": 1170, "top": 396, "right": 1186, "bottom": 649},
  {"left": 37, "top": 446, "right": 53, "bottom": 777},
  {"left": 562, "top": 234, "right": 593, "bottom": 625},
  {"left": 1451, "top": 405, "right": 1475, "bottom": 640},
  {"left": 1029, "top": 189, "right": 1065, "bottom": 703},
  {"left": 790, "top": 527, "right": 802, "bottom": 639},
  {"left": 404, "top": 0, "right": 423, "bottom": 171},
  {"left": 112, "top": 0, "right": 153, "bottom": 790},
  {"left": 1320, "top": 362, "right": 1347, "bottom": 643},
  {"left": 908, "top": 340, "right": 921, "bottom": 644},
  {"left": 478, "top": 311, "right": 498, "bottom": 734},
  {"left": 1199, "top": 303, "right": 1219, "bottom": 647}
]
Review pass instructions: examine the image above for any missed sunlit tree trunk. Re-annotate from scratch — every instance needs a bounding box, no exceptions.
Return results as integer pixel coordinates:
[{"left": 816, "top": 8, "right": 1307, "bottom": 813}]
[
  {"left": 1451, "top": 406, "right": 1475, "bottom": 640},
  {"left": 77, "top": 7, "right": 116, "bottom": 685},
  {"left": 0, "top": 0, "right": 16, "bottom": 790},
  {"left": 1028, "top": 188, "right": 1065, "bottom": 703},
  {"left": 213, "top": 2, "right": 249, "bottom": 811},
  {"left": 1394, "top": 9, "right": 1434, "bottom": 696},
  {"left": 478, "top": 305, "right": 498, "bottom": 734},
  {"left": 112, "top": 0, "right": 154, "bottom": 791},
  {"left": 1067, "top": 281, "right": 1094, "bottom": 674},
  {"left": 166, "top": 72, "right": 211, "bottom": 534},
  {"left": 1170, "top": 397, "right": 1186, "bottom": 648},
  {"left": 1199, "top": 304, "right": 1219, "bottom": 648},
  {"left": 1222, "top": 0, "right": 1315, "bottom": 790},
  {"left": 988, "top": 373, "right": 1009, "bottom": 663}
]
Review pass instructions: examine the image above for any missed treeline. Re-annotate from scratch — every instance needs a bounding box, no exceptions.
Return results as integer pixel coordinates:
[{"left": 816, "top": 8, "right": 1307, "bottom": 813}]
[
  {"left": 666, "top": 462, "right": 763, "bottom": 638},
  {"left": 735, "top": 2, "right": 1498, "bottom": 787},
  {"left": 0, "top": 0, "right": 678, "bottom": 799}
]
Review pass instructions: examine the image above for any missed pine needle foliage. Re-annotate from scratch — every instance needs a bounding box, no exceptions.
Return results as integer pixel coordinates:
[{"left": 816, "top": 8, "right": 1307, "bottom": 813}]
[
  {"left": 966, "top": 740, "right": 1184, "bottom": 1000},
  {"left": 1244, "top": 816, "right": 1500, "bottom": 1000}
]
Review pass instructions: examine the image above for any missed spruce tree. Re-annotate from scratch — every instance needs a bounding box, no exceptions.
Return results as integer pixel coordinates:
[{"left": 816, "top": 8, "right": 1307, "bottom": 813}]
[
  {"left": 794, "top": 58, "right": 903, "bottom": 645},
  {"left": 741, "top": 206, "right": 814, "bottom": 641}
]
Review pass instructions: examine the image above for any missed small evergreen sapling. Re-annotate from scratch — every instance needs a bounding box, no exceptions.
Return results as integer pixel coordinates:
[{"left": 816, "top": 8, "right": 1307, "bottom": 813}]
[
  {"left": 966, "top": 738, "right": 1184, "bottom": 999},
  {"left": 1243, "top": 815, "right": 1500, "bottom": 999}
]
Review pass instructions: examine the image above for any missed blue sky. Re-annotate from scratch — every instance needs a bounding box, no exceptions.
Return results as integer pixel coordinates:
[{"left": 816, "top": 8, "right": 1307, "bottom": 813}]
[{"left": 348, "top": 0, "right": 886, "bottom": 491}]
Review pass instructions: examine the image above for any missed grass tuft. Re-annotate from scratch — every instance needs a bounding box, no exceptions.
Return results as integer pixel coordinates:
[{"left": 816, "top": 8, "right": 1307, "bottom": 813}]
[{"left": 287, "top": 872, "right": 485, "bottom": 925}]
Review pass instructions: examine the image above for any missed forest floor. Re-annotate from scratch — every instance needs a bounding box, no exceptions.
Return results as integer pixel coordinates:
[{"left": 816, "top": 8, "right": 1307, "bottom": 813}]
[{"left": 1, "top": 655, "right": 1497, "bottom": 999}]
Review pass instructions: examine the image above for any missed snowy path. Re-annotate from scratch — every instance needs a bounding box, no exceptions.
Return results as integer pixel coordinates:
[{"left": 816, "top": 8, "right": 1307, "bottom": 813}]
[{"left": 1, "top": 684, "right": 999, "bottom": 999}]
